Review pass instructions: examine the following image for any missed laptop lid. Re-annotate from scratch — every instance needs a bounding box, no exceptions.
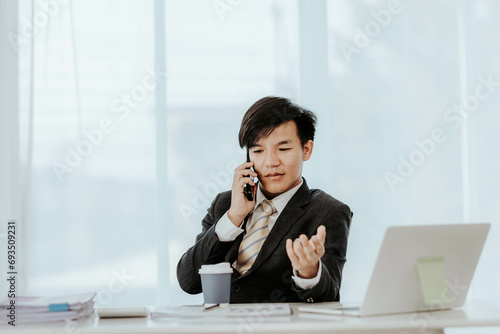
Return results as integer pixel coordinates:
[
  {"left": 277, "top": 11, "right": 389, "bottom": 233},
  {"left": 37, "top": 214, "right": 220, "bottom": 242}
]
[{"left": 359, "top": 223, "right": 490, "bottom": 316}]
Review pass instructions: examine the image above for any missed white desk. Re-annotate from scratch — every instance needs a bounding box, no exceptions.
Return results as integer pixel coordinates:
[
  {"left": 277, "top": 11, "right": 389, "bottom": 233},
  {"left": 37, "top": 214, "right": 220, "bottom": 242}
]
[{"left": 8, "top": 300, "right": 500, "bottom": 334}]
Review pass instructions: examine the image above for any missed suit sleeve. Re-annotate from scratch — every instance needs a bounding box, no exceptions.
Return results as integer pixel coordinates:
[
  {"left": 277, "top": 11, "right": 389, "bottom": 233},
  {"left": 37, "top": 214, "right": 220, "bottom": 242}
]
[
  {"left": 176, "top": 193, "right": 236, "bottom": 294},
  {"left": 291, "top": 203, "right": 352, "bottom": 302}
]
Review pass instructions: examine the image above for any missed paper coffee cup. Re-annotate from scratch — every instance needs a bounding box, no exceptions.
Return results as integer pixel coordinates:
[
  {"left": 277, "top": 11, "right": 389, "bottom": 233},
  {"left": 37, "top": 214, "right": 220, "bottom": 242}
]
[{"left": 198, "top": 262, "right": 233, "bottom": 305}]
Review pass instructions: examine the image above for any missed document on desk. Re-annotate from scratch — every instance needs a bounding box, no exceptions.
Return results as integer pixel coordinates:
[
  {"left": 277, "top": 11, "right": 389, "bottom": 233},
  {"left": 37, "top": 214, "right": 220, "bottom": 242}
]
[
  {"left": 0, "top": 292, "right": 96, "bottom": 324},
  {"left": 152, "top": 304, "right": 291, "bottom": 318}
]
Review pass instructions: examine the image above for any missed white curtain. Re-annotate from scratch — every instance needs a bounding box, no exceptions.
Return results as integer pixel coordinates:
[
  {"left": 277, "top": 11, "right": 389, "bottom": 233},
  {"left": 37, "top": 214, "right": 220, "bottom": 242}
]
[
  {"left": 8, "top": 0, "right": 500, "bottom": 308},
  {"left": 17, "top": 0, "right": 158, "bottom": 306}
]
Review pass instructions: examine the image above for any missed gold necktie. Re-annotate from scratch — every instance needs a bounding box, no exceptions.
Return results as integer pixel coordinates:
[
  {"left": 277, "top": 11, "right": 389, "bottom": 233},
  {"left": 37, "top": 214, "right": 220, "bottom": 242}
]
[{"left": 236, "top": 199, "right": 277, "bottom": 275}]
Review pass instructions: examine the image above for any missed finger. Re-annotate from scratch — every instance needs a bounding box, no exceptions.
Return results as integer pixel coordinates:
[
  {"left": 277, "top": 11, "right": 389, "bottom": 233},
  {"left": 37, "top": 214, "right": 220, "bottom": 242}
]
[
  {"left": 308, "top": 238, "right": 316, "bottom": 251},
  {"left": 234, "top": 161, "right": 254, "bottom": 175},
  {"left": 311, "top": 236, "right": 325, "bottom": 257},
  {"left": 317, "top": 225, "right": 326, "bottom": 244},
  {"left": 237, "top": 177, "right": 256, "bottom": 188},
  {"left": 234, "top": 163, "right": 253, "bottom": 181},
  {"left": 299, "top": 234, "right": 316, "bottom": 258},
  {"left": 310, "top": 235, "right": 319, "bottom": 249},
  {"left": 286, "top": 239, "right": 299, "bottom": 266},
  {"left": 293, "top": 238, "right": 307, "bottom": 261},
  {"left": 234, "top": 163, "right": 254, "bottom": 181},
  {"left": 240, "top": 168, "right": 258, "bottom": 178}
]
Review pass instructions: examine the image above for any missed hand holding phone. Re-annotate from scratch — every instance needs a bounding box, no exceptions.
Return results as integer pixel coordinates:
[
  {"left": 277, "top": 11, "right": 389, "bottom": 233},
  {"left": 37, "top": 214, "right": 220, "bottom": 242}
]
[{"left": 227, "top": 150, "right": 258, "bottom": 227}]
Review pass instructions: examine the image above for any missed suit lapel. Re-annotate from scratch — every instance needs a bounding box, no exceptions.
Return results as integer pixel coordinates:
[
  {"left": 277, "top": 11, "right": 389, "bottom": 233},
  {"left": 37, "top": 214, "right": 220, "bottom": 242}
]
[{"left": 244, "top": 179, "right": 311, "bottom": 276}]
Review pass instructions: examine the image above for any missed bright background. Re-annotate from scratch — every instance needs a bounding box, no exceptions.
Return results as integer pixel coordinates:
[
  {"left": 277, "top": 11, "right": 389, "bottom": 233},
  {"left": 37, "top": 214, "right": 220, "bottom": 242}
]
[{"left": 1, "top": 0, "right": 499, "bottom": 325}]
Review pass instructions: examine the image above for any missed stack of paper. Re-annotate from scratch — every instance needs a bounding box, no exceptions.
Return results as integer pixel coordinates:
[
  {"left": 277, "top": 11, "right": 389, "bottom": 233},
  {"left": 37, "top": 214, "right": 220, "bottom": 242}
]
[{"left": 0, "top": 292, "right": 96, "bottom": 325}]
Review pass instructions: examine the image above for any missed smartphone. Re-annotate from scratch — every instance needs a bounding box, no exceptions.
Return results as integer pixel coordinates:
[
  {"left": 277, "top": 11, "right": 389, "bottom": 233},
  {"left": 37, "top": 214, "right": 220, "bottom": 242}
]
[{"left": 243, "top": 149, "right": 254, "bottom": 201}]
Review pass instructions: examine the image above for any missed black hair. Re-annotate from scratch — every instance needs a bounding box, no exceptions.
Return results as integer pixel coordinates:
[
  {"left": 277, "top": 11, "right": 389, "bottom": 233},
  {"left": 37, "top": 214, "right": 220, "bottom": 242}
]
[{"left": 238, "top": 96, "right": 317, "bottom": 149}]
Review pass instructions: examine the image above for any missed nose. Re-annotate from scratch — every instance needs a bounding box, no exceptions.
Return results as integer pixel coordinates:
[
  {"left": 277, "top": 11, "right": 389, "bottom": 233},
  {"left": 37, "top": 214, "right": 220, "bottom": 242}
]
[{"left": 264, "top": 150, "right": 280, "bottom": 168}]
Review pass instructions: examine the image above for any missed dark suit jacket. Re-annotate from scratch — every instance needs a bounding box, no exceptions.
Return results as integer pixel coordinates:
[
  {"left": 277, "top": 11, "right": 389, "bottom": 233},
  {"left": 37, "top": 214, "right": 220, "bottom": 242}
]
[{"left": 177, "top": 178, "right": 352, "bottom": 303}]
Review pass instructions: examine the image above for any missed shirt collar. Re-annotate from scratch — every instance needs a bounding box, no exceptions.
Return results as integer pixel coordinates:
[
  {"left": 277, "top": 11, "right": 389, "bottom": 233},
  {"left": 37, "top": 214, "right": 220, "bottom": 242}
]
[{"left": 254, "top": 177, "right": 304, "bottom": 215}]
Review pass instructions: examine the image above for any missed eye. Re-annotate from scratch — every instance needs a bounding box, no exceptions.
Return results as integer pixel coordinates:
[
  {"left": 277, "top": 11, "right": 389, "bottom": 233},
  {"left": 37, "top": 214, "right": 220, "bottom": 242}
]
[
  {"left": 252, "top": 150, "right": 263, "bottom": 154},
  {"left": 279, "top": 148, "right": 291, "bottom": 151}
]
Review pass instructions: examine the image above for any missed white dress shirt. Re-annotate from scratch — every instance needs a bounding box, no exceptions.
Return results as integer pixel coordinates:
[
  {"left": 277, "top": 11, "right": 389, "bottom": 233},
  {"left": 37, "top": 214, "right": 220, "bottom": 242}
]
[{"left": 215, "top": 177, "right": 322, "bottom": 289}]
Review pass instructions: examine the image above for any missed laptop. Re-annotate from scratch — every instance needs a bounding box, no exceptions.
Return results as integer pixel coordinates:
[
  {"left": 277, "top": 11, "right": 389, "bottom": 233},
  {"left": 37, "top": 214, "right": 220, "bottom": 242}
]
[{"left": 299, "top": 223, "right": 490, "bottom": 317}]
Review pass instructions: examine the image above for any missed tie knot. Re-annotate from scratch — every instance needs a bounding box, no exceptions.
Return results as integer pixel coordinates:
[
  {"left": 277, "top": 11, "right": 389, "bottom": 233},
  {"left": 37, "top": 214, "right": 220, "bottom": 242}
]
[{"left": 260, "top": 200, "right": 277, "bottom": 216}]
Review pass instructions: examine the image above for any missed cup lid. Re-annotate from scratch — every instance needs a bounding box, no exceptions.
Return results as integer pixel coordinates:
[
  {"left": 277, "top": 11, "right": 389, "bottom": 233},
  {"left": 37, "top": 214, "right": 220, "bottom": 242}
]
[{"left": 198, "top": 262, "right": 233, "bottom": 274}]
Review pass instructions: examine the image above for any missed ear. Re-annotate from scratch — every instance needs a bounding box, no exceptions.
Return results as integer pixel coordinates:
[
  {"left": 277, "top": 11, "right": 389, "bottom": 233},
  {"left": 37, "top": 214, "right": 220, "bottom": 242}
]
[{"left": 302, "top": 140, "right": 314, "bottom": 161}]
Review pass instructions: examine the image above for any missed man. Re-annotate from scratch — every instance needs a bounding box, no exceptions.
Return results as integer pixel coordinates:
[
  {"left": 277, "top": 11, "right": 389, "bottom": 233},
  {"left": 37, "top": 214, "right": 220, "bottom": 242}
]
[{"left": 177, "top": 96, "right": 352, "bottom": 303}]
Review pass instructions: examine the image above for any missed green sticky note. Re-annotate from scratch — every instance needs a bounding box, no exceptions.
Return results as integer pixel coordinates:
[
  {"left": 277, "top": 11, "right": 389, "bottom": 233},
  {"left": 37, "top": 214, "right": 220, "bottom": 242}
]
[{"left": 416, "top": 257, "right": 449, "bottom": 305}]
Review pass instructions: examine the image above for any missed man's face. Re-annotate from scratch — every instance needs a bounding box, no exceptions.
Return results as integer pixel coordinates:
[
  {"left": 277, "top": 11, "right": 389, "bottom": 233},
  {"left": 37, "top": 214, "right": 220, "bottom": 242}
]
[{"left": 249, "top": 121, "right": 313, "bottom": 200}]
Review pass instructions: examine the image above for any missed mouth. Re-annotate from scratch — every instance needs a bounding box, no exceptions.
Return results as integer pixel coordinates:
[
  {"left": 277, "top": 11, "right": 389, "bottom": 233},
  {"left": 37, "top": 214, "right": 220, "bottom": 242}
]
[{"left": 266, "top": 173, "right": 284, "bottom": 181}]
